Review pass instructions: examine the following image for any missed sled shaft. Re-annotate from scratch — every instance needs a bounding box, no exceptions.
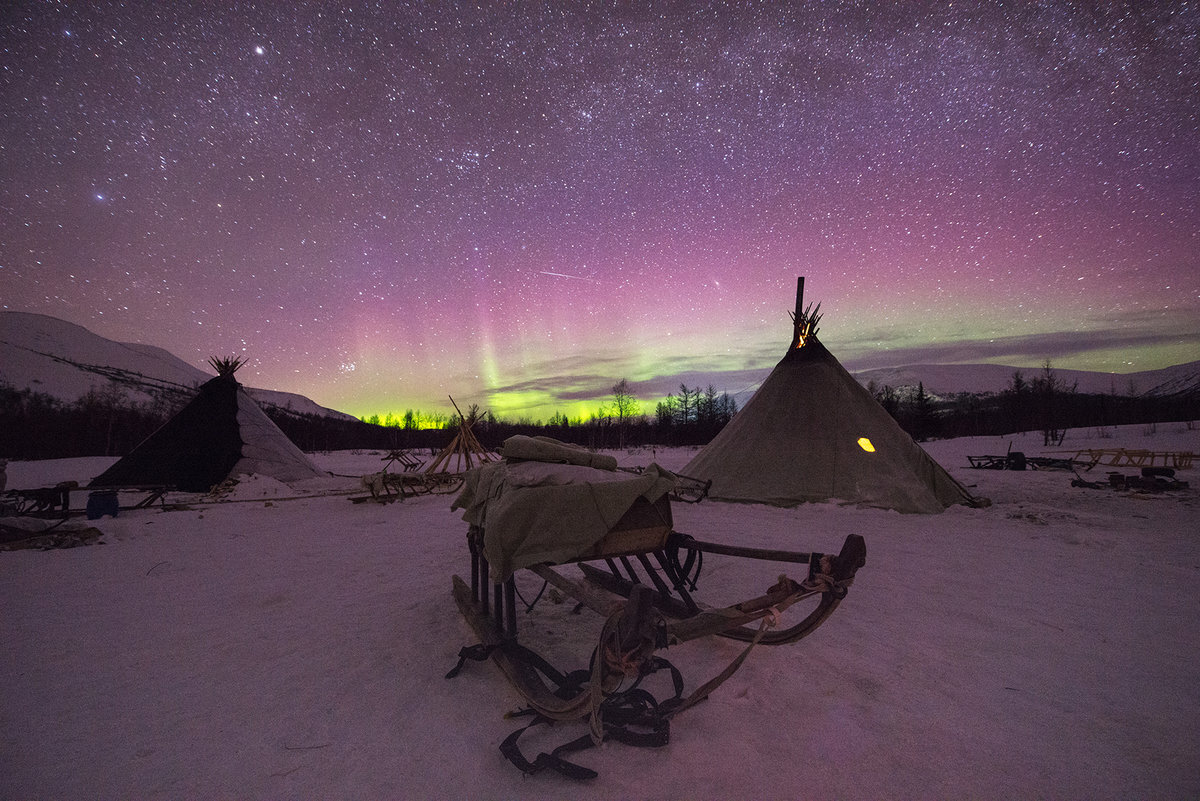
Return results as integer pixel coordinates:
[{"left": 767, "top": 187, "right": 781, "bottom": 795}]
[
  {"left": 666, "top": 584, "right": 815, "bottom": 644},
  {"left": 674, "top": 535, "right": 815, "bottom": 564}
]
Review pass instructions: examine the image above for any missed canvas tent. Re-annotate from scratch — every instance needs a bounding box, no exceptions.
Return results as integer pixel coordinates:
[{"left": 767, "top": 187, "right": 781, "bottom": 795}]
[
  {"left": 90, "top": 369, "right": 326, "bottom": 493},
  {"left": 682, "top": 279, "right": 981, "bottom": 514}
]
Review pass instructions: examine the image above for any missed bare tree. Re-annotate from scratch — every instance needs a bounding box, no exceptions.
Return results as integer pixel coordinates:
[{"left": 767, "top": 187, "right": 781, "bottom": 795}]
[
  {"left": 611, "top": 378, "right": 640, "bottom": 449},
  {"left": 1032, "top": 360, "right": 1075, "bottom": 446}
]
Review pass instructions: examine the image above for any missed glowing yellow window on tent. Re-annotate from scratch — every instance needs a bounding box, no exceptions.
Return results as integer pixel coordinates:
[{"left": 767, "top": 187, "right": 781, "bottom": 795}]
[{"left": 857, "top": 437, "right": 876, "bottom": 452}]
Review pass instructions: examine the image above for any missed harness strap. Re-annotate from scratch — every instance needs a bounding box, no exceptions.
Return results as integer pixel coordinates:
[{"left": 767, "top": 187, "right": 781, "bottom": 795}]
[
  {"left": 499, "top": 717, "right": 599, "bottom": 781},
  {"left": 444, "top": 642, "right": 496, "bottom": 679},
  {"left": 450, "top": 575, "right": 787, "bottom": 779},
  {"left": 498, "top": 687, "right": 677, "bottom": 781}
]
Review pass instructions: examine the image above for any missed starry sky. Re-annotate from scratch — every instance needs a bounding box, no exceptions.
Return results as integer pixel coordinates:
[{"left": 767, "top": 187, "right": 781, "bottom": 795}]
[{"left": 3, "top": 2, "right": 1198, "bottom": 422}]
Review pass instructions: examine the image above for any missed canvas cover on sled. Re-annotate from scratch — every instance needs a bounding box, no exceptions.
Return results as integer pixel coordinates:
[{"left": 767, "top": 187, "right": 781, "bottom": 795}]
[{"left": 452, "top": 436, "right": 678, "bottom": 582}]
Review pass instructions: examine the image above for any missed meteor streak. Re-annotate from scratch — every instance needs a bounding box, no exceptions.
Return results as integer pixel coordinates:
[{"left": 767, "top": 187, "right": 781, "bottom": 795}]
[{"left": 538, "top": 271, "right": 596, "bottom": 282}]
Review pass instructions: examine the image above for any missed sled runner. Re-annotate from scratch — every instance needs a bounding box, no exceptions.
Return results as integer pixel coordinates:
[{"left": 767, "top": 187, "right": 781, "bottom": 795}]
[{"left": 447, "top": 436, "right": 865, "bottom": 779}]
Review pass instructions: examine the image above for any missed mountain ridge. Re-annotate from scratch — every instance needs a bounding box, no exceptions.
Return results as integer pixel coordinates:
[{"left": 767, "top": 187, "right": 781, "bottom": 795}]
[
  {"left": 852, "top": 359, "right": 1200, "bottom": 398},
  {"left": 3, "top": 311, "right": 1197, "bottom": 418},
  {"left": 1, "top": 311, "right": 355, "bottom": 421}
]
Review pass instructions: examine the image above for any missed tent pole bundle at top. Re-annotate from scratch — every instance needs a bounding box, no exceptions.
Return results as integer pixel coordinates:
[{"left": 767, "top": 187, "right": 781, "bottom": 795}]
[{"left": 682, "top": 277, "right": 985, "bottom": 514}]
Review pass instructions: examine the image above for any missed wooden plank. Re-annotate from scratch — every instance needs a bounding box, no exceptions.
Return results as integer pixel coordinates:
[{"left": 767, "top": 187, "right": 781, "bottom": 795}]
[
  {"left": 577, "top": 562, "right": 695, "bottom": 618},
  {"left": 677, "top": 537, "right": 816, "bottom": 565},
  {"left": 526, "top": 564, "right": 622, "bottom": 617}
]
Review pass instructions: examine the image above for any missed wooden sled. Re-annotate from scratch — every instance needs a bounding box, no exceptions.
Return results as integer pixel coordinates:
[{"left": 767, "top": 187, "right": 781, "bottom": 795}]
[
  {"left": 448, "top": 495, "right": 865, "bottom": 778},
  {"left": 350, "top": 470, "right": 464, "bottom": 504}
]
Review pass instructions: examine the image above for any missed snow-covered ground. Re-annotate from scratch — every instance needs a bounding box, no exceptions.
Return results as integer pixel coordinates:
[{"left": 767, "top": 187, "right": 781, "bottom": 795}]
[{"left": 3, "top": 423, "right": 1198, "bottom": 799}]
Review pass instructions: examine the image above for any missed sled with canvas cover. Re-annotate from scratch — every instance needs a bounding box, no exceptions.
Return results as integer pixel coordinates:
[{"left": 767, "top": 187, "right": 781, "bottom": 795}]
[{"left": 446, "top": 435, "right": 865, "bottom": 779}]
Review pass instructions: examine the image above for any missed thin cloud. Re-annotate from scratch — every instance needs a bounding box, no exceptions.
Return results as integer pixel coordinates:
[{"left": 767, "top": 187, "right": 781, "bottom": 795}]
[{"left": 838, "top": 329, "right": 1200, "bottom": 372}]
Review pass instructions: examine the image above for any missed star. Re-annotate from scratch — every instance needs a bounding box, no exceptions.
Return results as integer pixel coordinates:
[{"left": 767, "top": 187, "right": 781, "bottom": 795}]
[{"left": 0, "top": 2, "right": 1194, "bottom": 422}]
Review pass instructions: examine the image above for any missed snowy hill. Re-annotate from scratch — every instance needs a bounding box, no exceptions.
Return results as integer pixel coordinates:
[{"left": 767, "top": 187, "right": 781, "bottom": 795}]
[
  {"left": 852, "top": 359, "right": 1200, "bottom": 398},
  {"left": 0, "top": 312, "right": 355, "bottom": 421},
  {"left": 1140, "top": 360, "right": 1200, "bottom": 397}
]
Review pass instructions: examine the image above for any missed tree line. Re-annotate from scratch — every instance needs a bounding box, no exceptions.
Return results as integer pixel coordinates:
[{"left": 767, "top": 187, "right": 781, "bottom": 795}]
[
  {"left": 867, "top": 361, "right": 1197, "bottom": 444},
  {"left": 2, "top": 363, "right": 1193, "bottom": 464},
  {"left": 355, "top": 380, "right": 740, "bottom": 451},
  {"left": 0, "top": 380, "right": 401, "bottom": 461},
  {"left": 0, "top": 377, "right": 739, "bottom": 461}
]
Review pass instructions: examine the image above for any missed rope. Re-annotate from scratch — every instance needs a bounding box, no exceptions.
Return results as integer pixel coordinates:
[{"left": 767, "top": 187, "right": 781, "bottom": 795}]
[
  {"left": 589, "top": 584, "right": 800, "bottom": 734},
  {"left": 800, "top": 555, "right": 855, "bottom": 598},
  {"left": 513, "top": 579, "right": 548, "bottom": 613},
  {"left": 471, "top": 572, "right": 839, "bottom": 780},
  {"left": 588, "top": 606, "right": 644, "bottom": 742},
  {"left": 662, "top": 602, "right": 780, "bottom": 721}
]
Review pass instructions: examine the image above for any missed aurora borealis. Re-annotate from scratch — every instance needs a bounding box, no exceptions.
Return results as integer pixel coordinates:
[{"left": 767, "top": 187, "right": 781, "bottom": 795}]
[{"left": 2, "top": 2, "right": 1197, "bottom": 422}]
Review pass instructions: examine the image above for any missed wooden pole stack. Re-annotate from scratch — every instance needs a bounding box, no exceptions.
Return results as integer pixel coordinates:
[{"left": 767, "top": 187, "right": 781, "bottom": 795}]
[{"left": 424, "top": 396, "right": 495, "bottom": 475}]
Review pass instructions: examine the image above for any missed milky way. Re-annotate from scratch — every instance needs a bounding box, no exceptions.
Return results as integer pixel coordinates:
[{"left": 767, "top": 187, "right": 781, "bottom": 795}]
[{"left": 2, "top": 2, "right": 1197, "bottom": 420}]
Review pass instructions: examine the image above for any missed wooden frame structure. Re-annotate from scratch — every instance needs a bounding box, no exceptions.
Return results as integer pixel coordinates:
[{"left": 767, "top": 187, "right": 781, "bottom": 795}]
[
  {"left": 424, "top": 397, "right": 495, "bottom": 476},
  {"left": 1068, "top": 448, "right": 1194, "bottom": 470}
]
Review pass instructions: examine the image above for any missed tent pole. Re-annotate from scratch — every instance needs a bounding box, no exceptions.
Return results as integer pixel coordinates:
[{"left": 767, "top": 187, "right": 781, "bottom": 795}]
[{"left": 789, "top": 275, "right": 806, "bottom": 349}]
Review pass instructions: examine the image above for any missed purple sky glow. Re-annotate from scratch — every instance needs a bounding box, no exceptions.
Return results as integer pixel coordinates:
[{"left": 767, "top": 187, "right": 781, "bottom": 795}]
[{"left": 2, "top": 2, "right": 1197, "bottom": 421}]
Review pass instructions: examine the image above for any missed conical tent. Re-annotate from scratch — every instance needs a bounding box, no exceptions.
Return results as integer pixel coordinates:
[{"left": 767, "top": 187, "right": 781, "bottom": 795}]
[
  {"left": 682, "top": 281, "right": 980, "bottom": 514},
  {"left": 90, "top": 373, "right": 326, "bottom": 492}
]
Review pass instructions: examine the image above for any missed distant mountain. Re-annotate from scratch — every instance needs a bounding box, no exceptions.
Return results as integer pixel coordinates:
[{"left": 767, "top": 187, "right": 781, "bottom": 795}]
[
  {"left": 0, "top": 312, "right": 355, "bottom": 421},
  {"left": 1138, "top": 361, "right": 1200, "bottom": 398},
  {"left": 719, "top": 356, "right": 1200, "bottom": 408},
  {"left": 852, "top": 360, "right": 1200, "bottom": 399},
  {"left": 5, "top": 311, "right": 1196, "bottom": 420}
]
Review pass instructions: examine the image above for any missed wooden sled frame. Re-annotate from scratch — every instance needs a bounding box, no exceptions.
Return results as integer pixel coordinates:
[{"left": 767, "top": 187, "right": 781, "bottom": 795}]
[
  {"left": 449, "top": 495, "right": 866, "bottom": 765},
  {"left": 351, "top": 470, "right": 464, "bottom": 504}
]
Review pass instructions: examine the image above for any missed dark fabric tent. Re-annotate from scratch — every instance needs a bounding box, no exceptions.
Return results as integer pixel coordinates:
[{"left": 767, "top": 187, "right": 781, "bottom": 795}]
[
  {"left": 682, "top": 280, "right": 984, "bottom": 514},
  {"left": 90, "top": 374, "right": 324, "bottom": 492}
]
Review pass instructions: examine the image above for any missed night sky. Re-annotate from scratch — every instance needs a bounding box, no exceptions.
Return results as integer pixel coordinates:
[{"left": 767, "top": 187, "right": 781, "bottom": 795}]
[{"left": 3, "top": 2, "right": 1197, "bottom": 421}]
